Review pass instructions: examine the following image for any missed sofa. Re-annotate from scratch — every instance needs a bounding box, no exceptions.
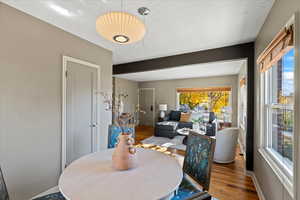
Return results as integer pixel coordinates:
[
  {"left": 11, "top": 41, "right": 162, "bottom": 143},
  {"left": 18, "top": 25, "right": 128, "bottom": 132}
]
[
  {"left": 141, "top": 111, "right": 219, "bottom": 151},
  {"left": 155, "top": 111, "right": 193, "bottom": 138},
  {"left": 155, "top": 110, "right": 218, "bottom": 138}
]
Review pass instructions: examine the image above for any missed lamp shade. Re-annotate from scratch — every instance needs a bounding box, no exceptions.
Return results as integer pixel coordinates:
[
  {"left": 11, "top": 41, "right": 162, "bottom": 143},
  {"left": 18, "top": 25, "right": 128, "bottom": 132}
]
[
  {"left": 96, "top": 11, "right": 146, "bottom": 44},
  {"left": 159, "top": 104, "right": 168, "bottom": 111}
]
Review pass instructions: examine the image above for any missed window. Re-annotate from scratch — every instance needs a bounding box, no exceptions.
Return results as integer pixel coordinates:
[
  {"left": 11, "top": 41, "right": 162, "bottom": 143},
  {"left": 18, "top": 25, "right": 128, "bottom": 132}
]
[
  {"left": 177, "top": 87, "right": 232, "bottom": 122},
  {"left": 263, "top": 48, "right": 295, "bottom": 176},
  {"left": 258, "top": 23, "right": 295, "bottom": 196}
]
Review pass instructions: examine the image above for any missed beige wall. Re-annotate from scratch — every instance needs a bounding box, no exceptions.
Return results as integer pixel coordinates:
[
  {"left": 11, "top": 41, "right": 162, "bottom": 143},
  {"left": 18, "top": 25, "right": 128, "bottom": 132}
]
[
  {"left": 237, "top": 63, "right": 247, "bottom": 154},
  {"left": 114, "top": 78, "right": 138, "bottom": 113},
  {"left": 0, "top": 3, "right": 112, "bottom": 200},
  {"left": 254, "top": 0, "right": 300, "bottom": 200},
  {"left": 139, "top": 75, "right": 238, "bottom": 126}
]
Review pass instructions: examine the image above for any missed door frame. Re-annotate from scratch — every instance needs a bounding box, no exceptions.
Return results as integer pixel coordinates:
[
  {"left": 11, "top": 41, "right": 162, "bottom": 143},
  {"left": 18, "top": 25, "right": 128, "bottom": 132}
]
[
  {"left": 61, "top": 56, "right": 101, "bottom": 171},
  {"left": 138, "top": 88, "right": 156, "bottom": 127}
]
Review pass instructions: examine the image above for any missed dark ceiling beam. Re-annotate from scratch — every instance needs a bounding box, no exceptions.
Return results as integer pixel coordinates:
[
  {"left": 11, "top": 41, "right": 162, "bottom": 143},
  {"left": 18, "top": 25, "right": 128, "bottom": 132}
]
[{"left": 113, "top": 42, "right": 254, "bottom": 74}]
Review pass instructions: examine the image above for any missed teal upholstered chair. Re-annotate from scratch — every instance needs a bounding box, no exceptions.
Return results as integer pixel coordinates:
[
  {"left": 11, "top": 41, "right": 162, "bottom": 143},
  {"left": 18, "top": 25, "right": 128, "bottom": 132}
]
[
  {"left": 0, "top": 166, "right": 9, "bottom": 200},
  {"left": 32, "top": 192, "right": 65, "bottom": 200},
  {"left": 108, "top": 124, "right": 135, "bottom": 148},
  {"left": 172, "top": 131, "right": 216, "bottom": 200},
  {"left": 185, "top": 192, "right": 213, "bottom": 200}
]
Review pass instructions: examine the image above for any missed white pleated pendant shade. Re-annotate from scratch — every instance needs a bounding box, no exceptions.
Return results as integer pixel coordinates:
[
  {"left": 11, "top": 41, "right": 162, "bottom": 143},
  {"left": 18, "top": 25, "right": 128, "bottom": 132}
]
[{"left": 96, "top": 11, "right": 146, "bottom": 44}]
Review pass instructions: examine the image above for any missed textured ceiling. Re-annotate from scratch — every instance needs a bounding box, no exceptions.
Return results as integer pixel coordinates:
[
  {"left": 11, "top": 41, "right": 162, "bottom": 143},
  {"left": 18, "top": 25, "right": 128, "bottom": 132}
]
[
  {"left": 114, "top": 60, "right": 246, "bottom": 82},
  {"left": 1, "top": 0, "right": 274, "bottom": 64}
]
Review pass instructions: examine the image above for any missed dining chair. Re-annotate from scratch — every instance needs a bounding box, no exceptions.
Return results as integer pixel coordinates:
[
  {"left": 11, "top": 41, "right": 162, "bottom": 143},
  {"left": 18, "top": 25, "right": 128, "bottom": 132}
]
[
  {"left": 32, "top": 192, "right": 65, "bottom": 200},
  {"left": 185, "top": 192, "right": 212, "bottom": 200},
  {"left": 108, "top": 124, "right": 135, "bottom": 148},
  {"left": 31, "top": 186, "right": 65, "bottom": 200},
  {"left": 0, "top": 166, "right": 9, "bottom": 200},
  {"left": 172, "top": 131, "right": 216, "bottom": 200}
]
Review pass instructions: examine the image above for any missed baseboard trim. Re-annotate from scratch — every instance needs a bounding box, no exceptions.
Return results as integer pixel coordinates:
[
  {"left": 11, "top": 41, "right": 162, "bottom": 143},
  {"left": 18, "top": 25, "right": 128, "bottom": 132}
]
[{"left": 247, "top": 171, "right": 266, "bottom": 200}]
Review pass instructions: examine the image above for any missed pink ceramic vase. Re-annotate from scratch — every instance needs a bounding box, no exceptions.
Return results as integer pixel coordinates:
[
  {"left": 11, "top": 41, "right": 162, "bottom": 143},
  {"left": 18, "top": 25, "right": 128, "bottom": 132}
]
[{"left": 112, "top": 133, "right": 137, "bottom": 170}]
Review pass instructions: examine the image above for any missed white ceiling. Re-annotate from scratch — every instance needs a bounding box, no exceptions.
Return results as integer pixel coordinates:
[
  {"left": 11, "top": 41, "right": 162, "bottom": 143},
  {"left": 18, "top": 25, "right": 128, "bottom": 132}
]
[
  {"left": 114, "top": 60, "right": 246, "bottom": 82},
  {"left": 1, "top": 0, "right": 274, "bottom": 64}
]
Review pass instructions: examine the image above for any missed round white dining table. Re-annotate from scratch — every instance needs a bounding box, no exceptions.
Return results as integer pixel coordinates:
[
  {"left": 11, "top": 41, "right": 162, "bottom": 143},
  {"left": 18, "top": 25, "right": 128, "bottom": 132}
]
[{"left": 59, "top": 148, "right": 183, "bottom": 200}]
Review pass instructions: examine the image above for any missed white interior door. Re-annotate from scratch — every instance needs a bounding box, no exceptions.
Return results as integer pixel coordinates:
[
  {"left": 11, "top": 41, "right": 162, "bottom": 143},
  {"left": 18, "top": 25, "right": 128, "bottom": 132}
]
[
  {"left": 65, "top": 60, "right": 99, "bottom": 166},
  {"left": 139, "top": 89, "right": 155, "bottom": 127}
]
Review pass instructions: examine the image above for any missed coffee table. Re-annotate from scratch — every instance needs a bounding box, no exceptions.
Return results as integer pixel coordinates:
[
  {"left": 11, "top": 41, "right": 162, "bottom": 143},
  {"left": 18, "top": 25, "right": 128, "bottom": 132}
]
[
  {"left": 177, "top": 128, "right": 206, "bottom": 145},
  {"left": 176, "top": 128, "right": 190, "bottom": 136}
]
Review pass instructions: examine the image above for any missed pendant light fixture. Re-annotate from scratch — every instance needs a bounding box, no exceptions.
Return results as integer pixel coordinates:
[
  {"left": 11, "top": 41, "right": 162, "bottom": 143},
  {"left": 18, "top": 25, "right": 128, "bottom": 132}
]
[{"left": 96, "top": 5, "right": 150, "bottom": 44}]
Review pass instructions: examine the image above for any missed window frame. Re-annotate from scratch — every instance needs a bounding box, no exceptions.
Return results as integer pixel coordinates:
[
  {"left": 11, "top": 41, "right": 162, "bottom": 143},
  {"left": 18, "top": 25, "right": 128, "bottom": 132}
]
[{"left": 259, "top": 39, "right": 295, "bottom": 197}]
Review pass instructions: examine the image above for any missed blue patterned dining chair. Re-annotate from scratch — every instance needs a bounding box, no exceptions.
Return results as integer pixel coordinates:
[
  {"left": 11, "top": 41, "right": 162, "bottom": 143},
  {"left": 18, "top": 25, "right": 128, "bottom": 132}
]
[
  {"left": 172, "top": 131, "right": 216, "bottom": 200},
  {"left": 32, "top": 192, "right": 65, "bottom": 200},
  {"left": 0, "top": 166, "right": 9, "bottom": 200},
  {"left": 108, "top": 124, "right": 135, "bottom": 148},
  {"left": 185, "top": 192, "right": 213, "bottom": 200},
  {"left": 31, "top": 187, "right": 65, "bottom": 200}
]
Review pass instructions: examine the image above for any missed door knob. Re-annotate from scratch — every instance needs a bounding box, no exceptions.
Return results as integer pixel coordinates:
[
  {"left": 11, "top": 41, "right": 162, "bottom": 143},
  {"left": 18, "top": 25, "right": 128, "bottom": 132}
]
[{"left": 90, "top": 123, "right": 98, "bottom": 127}]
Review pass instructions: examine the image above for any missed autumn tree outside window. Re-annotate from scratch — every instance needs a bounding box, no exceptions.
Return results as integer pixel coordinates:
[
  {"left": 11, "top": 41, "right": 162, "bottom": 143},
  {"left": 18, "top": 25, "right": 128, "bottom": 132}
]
[{"left": 177, "top": 87, "right": 232, "bottom": 121}]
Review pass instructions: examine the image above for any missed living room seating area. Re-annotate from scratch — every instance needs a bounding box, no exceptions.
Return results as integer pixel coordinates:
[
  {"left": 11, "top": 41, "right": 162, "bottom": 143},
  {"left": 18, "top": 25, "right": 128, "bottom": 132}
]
[{"left": 141, "top": 110, "right": 240, "bottom": 164}]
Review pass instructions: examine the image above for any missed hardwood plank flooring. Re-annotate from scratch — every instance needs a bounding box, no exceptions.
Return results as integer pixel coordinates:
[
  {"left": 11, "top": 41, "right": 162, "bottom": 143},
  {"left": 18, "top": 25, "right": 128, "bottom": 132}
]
[{"left": 135, "top": 125, "right": 259, "bottom": 200}]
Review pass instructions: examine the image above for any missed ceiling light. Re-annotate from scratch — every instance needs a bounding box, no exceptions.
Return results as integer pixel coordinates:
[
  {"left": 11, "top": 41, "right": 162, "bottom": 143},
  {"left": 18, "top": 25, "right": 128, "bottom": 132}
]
[
  {"left": 96, "top": 11, "right": 146, "bottom": 44},
  {"left": 48, "top": 3, "right": 74, "bottom": 17}
]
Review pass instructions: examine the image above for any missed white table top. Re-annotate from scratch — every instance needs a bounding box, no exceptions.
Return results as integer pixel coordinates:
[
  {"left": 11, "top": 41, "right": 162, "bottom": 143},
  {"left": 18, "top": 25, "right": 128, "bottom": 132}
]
[{"left": 59, "top": 148, "right": 183, "bottom": 200}]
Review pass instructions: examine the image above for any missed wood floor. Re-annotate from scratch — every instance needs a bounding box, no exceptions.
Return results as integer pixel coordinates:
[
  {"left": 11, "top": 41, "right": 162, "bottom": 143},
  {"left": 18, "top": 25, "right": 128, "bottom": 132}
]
[{"left": 135, "top": 126, "right": 259, "bottom": 200}]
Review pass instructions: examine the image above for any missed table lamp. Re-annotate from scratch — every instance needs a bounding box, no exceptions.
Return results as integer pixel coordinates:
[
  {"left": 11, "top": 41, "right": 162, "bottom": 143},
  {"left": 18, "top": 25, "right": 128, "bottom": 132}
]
[{"left": 159, "top": 104, "right": 168, "bottom": 118}]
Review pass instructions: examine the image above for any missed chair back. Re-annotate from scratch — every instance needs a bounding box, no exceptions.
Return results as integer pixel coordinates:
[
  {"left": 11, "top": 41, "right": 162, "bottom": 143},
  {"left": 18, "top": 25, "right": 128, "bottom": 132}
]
[
  {"left": 0, "top": 167, "right": 9, "bottom": 200},
  {"left": 183, "top": 131, "right": 216, "bottom": 191},
  {"left": 215, "top": 127, "right": 239, "bottom": 141},
  {"left": 108, "top": 125, "right": 135, "bottom": 148},
  {"left": 186, "top": 192, "right": 211, "bottom": 200},
  {"left": 214, "top": 128, "right": 239, "bottom": 163}
]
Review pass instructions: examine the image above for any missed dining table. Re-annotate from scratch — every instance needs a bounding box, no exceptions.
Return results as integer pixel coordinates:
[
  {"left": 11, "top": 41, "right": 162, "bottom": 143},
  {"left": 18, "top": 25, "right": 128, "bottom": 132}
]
[{"left": 59, "top": 147, "right": 183, "bottom": 200}]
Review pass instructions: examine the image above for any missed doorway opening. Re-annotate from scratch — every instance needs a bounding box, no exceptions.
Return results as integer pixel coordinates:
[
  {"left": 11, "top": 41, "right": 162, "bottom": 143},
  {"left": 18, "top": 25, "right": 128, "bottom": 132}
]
[{"left": 138, "top": 88, "right": 155, "bottom": 127}]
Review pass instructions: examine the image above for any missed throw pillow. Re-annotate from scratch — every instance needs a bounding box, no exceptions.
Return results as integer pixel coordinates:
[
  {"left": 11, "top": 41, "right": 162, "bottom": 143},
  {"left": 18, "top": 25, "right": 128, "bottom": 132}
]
[
  {"left": 169, "top": 111, "right": 181, "bottom": 121},
  {"left": 180, "top": 113, "right": 191, "bottom": 122}
]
